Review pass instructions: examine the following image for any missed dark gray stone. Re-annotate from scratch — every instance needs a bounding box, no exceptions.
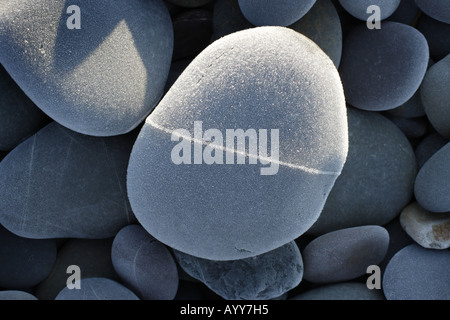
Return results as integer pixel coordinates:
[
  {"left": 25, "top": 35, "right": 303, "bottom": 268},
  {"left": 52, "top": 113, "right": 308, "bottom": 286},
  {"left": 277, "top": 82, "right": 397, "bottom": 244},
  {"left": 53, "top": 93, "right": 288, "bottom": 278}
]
[
  {"left": 0, "top": 225, "right": 57, "bottom": 289},
  {"left": 290, "top": 282, "right": 385, "bottom": 300},
  {"left": 416, "top": 0, "right": 450, "bottom": 24},
  {"left": 0, "top": 0, "right": 173, "bottom": 136},
  {"left": 0, "top": 122, "right": 138, "bottom": 239},
  {"left": 174, "top": 241, "right": 303, "bottom": 300},
  {"left": 415, "top": 132, "right": 448, "bottom": 169},
  {"left": 111, "top": 224, "right": 179, "bottom": 300},
  {"left": 55, "top": 277, "right": 140, "bottom": 300},
  {"left": 417, "top": 14, "right": 450, "bottom": 61},
  {"left": 338, "top": 0, "right": 400, "bottom": 21},
  {"left": 308, "top": 108, "right": 417, "bottom": 235},
  {"left": 384, "top": 115, "right": 428, "bottom": 140},
  {"left": 34, "top": 238, "right": 119, "bottom": 300},
  {"left": 238, "top": 0, "right": 317, "bottom": 26},
  {"left": 289, "top": 0, "right": 342, "bottom": 68},
  {"left": 383, "top": 244, "right": 450, "bottom": 300},
  {"left": 302, "top": 226, "right": 389, "bottom": 284},
  {"left": 414, "top": 142, "right": 450, "bottom": 213},
  {"left": 420, "top": 54, "right": 450, "bottom": 140},
  {"left": 339, "top": 22, "right": 429, "bottom": 111},
  {"left": 0, "top": 290, "right": 38, "bottom": 300},
  {"left": 127, "top": 27, "right": 349, "bottom": 261},
  {"left": 0, "top": 64, "right": 49, "bottom": 151},
  {"left": 210, "top": 0, "right": 254, "bottom": 42}
]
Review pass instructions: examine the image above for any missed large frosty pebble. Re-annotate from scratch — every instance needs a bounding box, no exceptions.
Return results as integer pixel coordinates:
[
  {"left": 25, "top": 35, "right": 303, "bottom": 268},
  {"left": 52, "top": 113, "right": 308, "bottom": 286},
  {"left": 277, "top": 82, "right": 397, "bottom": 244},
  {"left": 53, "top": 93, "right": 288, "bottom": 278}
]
[
  {"left": 0, "top": 0, "right": 173, "bottom": 136},
  {"left": 127, "top": 27, "right": 349, "bottom": 261}
]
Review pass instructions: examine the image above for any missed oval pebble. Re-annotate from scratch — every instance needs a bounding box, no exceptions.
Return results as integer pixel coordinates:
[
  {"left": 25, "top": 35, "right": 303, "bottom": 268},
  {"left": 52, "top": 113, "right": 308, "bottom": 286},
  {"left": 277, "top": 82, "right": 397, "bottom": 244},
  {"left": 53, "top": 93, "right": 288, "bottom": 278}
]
[
  {"left": 414, "top": 132, "right": 448, "bottom": 169},
  {"left": 127, "top": 26, "right": 349, "bottom": 261},
  {"left": 0, "top": 122, "right": 138, "bottom": 239},
  {"left": 383, "top": 244, "right": 450, "bottom": 300},
  {"left": 302, "top": 226, "right": 389, "bottom": 284},
  {"left": 308, "top": 108, "right": 417, "bottom": 235},
  {"left": 0, "top": 65, "right": 49, "bottom": 151},
  {"left": 55, "top": 277, "right": 139, "bottom": 300},
  {"left": 414, "top": 142, "right": 450, "bottom": 213},
  {"left": 290, "top": 282, "right": 385, "bottom": 300},
  {"left": 173, "top": 241, "right": 303, "bottom": 300},
  {"left": 34, "top": 238, "right": 118, "bottom": 300},
  {"left": 339, "top": 21, "right": 429, "bottom": 111},
  {"left": 415, "top": 0, "right": 450, "bottom": 24},
  {"left": 238, "top": 0, "right": 317, "bottom": 27},
  {"left": 0, "top": 225, "right": 57, "bottom": 289},
  {"left": 400, "top": 202, "right": 450, "bottom": 249},
  {"left": 417, "top": 14, "right": 450, "bottom": 62},
  {"left": 0, "top": 290, "right": 38, "bottom": 300},
  {"left": 0, "top": 0, "right": 173, "bottom": 136},
  {"left": 420, "top": 54, "right": 450, "bottom": 140},
  {"left": 338, "top": 0, "right": 400, "bottom": 21},
  {"left": 111, "top": 224, "right": 179, "bottom": 300}
]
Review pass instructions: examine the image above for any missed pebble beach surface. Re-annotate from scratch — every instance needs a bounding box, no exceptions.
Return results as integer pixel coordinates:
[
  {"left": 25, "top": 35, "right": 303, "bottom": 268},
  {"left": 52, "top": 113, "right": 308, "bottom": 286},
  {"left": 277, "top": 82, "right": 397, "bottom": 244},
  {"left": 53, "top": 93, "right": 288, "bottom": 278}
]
[{"left": 0, "top": 0, "right": 449, "bottom": 303}]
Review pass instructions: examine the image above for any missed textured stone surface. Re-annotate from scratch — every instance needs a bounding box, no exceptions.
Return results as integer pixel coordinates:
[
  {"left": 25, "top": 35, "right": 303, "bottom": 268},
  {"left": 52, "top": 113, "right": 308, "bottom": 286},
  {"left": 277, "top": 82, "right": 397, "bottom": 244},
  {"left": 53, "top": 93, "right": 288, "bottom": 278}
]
[
  {"left": 415, "top": 0, "right": 450, "bottom": 24},
  {"left": 34, "top": 238, "right": 118, "bottom": 300},
  {"left": 0, "top": 122, "right": 138, "bottom": 239},
  {"left": 55, "top": 277, "right": 140, "bottom": 300},
  {"left": 383, "top": 244, "right": 450, "bottom": 300},
  {"left": 290, "top": 282, "right": 385, "bottom": 300},
  {"left": 338, "top": 0, "right": 400, "bottom": 21},
  {"left": 414, "top": 143, "right": 450, "bottom": 213},
  {"left": 0, "top": 0, "right": 173, "bottom": 136},
  {"left": 238, "top": 0, "right": 317, "bottom": 26},
  {"left": 308, "top": 108, "right": 416, "bottom": 235},
  {"left": 127, "top": 27, "right": 349, "bottom": 261},
  {"left": 420, "top": 54, "right": 450, "bottom": 140},
  {"left": 339, "top": 22, "right": 429, "bottom": 111},
  {"left": 0, "top": 290, "right": 38, "bottom": 300},
  {"left": 0, "top": 65, "right": 49, "bottom": 151},
  {"left": 400, "top": 202, "right": 450, "bottom": 249},
  {"left": 174, "top": 241, "right": 303, "bottom": 300},
  {"left": 112, "top": 224, "right": 179, "bottom": 300},
  {"left": 0, "top": 225, "right": 57, "bottom": 289},
  {"left": 302, "top": 226, "right": 389, "bottom": 283}
]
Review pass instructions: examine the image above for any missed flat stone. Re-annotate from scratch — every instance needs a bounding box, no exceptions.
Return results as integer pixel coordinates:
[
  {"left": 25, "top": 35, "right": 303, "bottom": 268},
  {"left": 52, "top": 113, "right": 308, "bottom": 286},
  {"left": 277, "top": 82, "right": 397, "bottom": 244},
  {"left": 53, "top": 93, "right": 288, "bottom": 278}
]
[
  {"left": 0, "top": 0, "right": 173, "bottom": 136},
  {"left": 383, "top": 243, "right": 450, "bottom": 300},
  {"left": 400, "top": 202, "right": 450, "bottom": 249},
  {"left": 302, "top": 225, "right": 389, "bottom": 284},
  {"left": 414, "top": 143, "right": 450, "bottom": 213}
]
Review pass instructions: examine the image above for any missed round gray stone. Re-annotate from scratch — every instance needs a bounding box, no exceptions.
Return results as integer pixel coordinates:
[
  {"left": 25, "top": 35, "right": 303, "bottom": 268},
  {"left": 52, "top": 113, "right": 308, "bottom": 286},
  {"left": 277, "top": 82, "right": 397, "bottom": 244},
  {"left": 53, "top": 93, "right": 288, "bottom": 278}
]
[
  {"left": 420, "top": 54, "right": 450, "bottom": 140},
  {"left": 0, "top": 225, "right": 57, "bottom": 289},
  {"left": 238, "top": 0, "right": 317, "bottom": 27},
  {"left": 414, "top": 142, "right": 450, "bottom": 213},
  {"left": 111, "top": 224, "right": 179, "bottom": 300},
  {"left": 174, "top": 241, "right": 303, "bottom": 300},
  {"left": 55, "top": 277, "right": 140, "bottom": 300},
  {"left": 302, "top": 225, "right": 389, "bottom": 284},
  {"left": 383, "top": 243, "right": 450, "bottom": 300},
  {"left": 127, "top": 26, "right": 349, "bottom": 261},
  {"left": 290, "top": 282, "right": 385, "bottom": 300},
  {"left": 0, "top": 122, "right": 138, "bottom": 239},
  {"left": 0, "top": 290, "right": 38, "bottom": 300},
  {"left": 339, "top": 22, "right": 429, "bottom": 111},
  {"left": 0, "top": 0, "right": 173, "bottom": 136},
  {"left": 308, "top": 108, "right": 417, "bottom": 235},
  {"left": 414, "top": 132, "right": 448, "bottom": 169},
  {"left": 338, "top": 0, "right": 400, "bottom": 21}
]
